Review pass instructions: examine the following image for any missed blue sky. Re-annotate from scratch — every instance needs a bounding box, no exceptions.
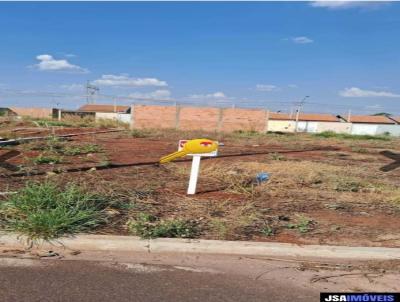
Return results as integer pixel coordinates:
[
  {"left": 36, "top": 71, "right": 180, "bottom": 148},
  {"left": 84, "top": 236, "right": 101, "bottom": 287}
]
[{"left": 0, "top": 1, "right": 400, "bottom": 115}]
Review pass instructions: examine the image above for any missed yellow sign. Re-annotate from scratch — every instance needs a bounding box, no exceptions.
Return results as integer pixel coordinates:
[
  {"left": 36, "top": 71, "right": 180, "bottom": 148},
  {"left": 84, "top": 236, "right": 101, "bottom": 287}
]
[{"left": 159, "top": 138, "right": 218, "bottom": 164}]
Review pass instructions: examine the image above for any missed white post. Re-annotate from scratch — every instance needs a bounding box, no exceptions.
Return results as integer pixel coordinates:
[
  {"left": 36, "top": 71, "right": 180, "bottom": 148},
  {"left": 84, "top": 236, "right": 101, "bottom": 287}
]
[
  {"left": 294, "top": 108, "right": 300, "bottom": 133},
  {"left": 187, "top": 155, "right": 201, "bottom": 195},
  {"left": 130, "top": 105, "right": 135, "bottom": 130}
]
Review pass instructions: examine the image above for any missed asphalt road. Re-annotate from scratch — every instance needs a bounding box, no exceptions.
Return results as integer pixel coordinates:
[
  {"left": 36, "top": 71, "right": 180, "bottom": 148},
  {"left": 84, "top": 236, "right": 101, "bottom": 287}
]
[
  {"left": 1, "top": 249, "right": 398, "bottom": 302},
  {"left": 0, "top": 259, "right": 315, "bottom": 302}
]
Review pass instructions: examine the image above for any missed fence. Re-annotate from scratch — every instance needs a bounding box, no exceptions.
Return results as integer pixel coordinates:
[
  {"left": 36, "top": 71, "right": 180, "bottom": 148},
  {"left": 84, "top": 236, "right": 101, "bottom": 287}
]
[
  {"left": 10, "top": 107, "right": 52, "bottom": 119},
  {"left": 9, "top": 104, "right": 400, "bottom": 136},
  {"left": 130, "top": 104, "right": 400, "bottom": 136},
  {"left": 131, "top": 104, "right": 269, "bottom": 132}
]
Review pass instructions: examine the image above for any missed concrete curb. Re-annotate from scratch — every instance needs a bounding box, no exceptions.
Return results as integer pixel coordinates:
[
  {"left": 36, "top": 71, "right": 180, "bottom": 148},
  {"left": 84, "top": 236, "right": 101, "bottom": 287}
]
[{"left": 1, "top": 234, "right": 400, "bottom": 260}]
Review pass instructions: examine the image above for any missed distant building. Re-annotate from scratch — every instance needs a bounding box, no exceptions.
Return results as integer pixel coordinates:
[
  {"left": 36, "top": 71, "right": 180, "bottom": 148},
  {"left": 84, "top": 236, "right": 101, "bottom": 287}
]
[
  {"left": 5, "top": 107, "right": 53, "bottom": 119},
  {"left": 77, "top": 104, "right": 132, "bottom": 124},
  {"left": 267, "top": 112, "right": 351, "bottom": 133},
  {"left": 390, "top": 116, "right": 400, "bottom": 124},
  {"left": 0, "top": 107, "right": 18, "bottom": 117},
  {"left": 346, "top": 115, "right": 398, "bottom": 136}
]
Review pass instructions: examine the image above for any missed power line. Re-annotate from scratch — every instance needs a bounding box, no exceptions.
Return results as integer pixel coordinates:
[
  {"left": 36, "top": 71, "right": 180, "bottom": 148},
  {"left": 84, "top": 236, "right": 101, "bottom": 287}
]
[
  {"left": 294, "top": 96, "right": 310, "bottom": 132},
  {"left": 1, "top": 88, "right": 399, "bottom": 115},
  {"left": 85, "top": 81, "right": 99, "bottom": 104}
]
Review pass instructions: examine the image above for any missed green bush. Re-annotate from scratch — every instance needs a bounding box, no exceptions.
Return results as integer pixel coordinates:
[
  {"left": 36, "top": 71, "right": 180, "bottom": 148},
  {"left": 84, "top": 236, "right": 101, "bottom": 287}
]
[
  {"left": 32, "top": 153, "right": 63, "bottom": 164},
  {"left": 0, "top": 182, "right": 114, "bottom": 241},
  {"left": 128, "top": 213, "right": 199, "bottom": 239}
]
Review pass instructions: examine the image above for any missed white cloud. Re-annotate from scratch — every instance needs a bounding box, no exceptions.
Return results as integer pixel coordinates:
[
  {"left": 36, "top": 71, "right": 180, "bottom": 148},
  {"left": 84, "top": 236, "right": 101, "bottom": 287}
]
[
  {"left": 292, "top": 36, "right": 314, "bottom": 44},
  {"left": 310, "top": 1, "right": 387, "bottom": 10},
  {"left": 93, "top": 74, "right": 167, "bottom": 87},
  {"left": 188, "top": 91, "right": 228, "bottom": 99},
  {"left": 288, "top": 84, "right": 298, "bottom": 88},
  {"left": 256, "top": 84, "right": 280, "bottom": 92},
  {"left": 340, "top": 87, "right": 400, "bottom": 98},
  {"left": 129, "top": 90, "right": 171, "bottom": 100},
  {"left": 34, "top": 54, "right": 88, "bottom": 73},
  {"left": 365, "top": 104, "right": 383, "bottom": 109},
  {"left": 60, "top": 83, "right": 84, "bottom": 91}
]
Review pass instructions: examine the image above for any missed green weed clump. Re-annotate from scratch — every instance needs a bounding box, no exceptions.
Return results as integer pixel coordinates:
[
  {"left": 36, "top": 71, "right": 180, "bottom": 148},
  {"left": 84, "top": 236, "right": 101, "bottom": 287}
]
[
  {"left": 232, "top": 130, "right": 263, "bottom": 138},
  {"left": 351, "top": 147, "right": 369, "bottom": 153},
  {"left": 0, "top": 182, "right": 114, "bottom": 241},
  {"left": 287, "top": 216, "right": 315, "bottom": 233},
  {"left": 270, "top": 152, "right": 286, "bottom": 161},
  {"left": 128, "top": 213, "right": 199, "bottom": 239},
  {"left": 314, "top": 131, "right": 390, "bottom": 141},
  {"left": 332, "top": 177, "right": 384, "bottom": 193},
  {"left": 32, "top": 116, "right": 95, "bottom": 128},
  {"left": 260, "top": 225, "right": 275, "bottom": 236},
  {"left": 130, "top": 129, "right": 151, "bottom": 138},
  {"left": 61, "top": 144, "right": 102, "bottom": 156},
  {"left": 35, "top": 120, "right": 71, "bottom": 127},
  {"left": 25, "top": 135, "right": 65, "bottom": 152},
  {"left": 96, "top": 118, "right": 129, "bottom": 129},
  {"left": 32, "top": 153, "right": 63, "bottom": 164}
]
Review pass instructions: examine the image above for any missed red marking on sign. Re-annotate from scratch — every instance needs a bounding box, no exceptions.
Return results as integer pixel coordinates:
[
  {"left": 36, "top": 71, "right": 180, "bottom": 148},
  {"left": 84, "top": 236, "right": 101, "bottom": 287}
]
[
  {"left": 179, "top": 140, "right": 188, "bottom": 148},
  {"left": 200, "top": 141, "right": 212, "bottom": 147}
]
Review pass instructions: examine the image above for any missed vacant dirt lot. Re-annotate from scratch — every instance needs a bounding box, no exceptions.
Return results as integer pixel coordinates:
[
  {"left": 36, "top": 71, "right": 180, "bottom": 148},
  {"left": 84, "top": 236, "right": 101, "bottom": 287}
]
[{"left": 1, "top": 119, "right": 400, "bottom": 247}]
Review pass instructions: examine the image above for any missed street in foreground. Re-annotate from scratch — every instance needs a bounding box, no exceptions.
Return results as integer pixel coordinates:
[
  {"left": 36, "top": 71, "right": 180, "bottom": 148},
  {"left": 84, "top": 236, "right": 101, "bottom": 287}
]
[{"left": 0, "top": 250, "right": 399, "bottom": 302}]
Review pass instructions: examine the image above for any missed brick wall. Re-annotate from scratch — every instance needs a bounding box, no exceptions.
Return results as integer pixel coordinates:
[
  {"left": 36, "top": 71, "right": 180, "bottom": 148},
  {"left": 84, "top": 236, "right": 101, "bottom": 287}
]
[
  {"left": 133, "top": 105, "right": 177, "bottom": 129},
  {"left": 221, "top": 108, "right": 267, "bottom": 132},
  {"left": 132, "top": 104, "right": 269, "bottom": 132},
  {"left": 10, "top": 107, "right": 53, "bottom": 119},
  {"left": 179, "top": 107, "right": 220, "bottom": 131}
]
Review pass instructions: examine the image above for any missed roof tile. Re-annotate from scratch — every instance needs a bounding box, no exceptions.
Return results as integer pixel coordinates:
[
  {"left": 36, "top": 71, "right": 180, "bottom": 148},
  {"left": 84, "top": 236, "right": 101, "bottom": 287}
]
[
  {"left": 348, "top": 115, "right": 395, "bottom": 124},
  {"left": 390, "top": 116, "right": 400, "bottom": 123},
  {"left": 269, "top": 112, "right": 339, "bottom": 122}
]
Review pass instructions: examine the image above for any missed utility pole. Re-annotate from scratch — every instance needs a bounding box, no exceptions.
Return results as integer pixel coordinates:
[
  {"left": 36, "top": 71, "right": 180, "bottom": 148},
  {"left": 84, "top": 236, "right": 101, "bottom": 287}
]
[
  {"left": 86, "top": 81, "right": 99, "bottom": 104},
  {"left": 113, "top": 98, "right": 117, "bottom": 113},
  {"left": 55, "top": 101, "right": 61, "bottom": 121},
  {"left": 294, "top": 95, "right": 309, "bottom": 133}
]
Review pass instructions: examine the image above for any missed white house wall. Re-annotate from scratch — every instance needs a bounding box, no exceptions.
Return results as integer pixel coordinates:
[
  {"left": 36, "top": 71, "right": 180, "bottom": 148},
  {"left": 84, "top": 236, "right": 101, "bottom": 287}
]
[
  {"left": 351, "top": 124, "right": 379, "bottom": 136},
  {"left": 95, "top": 112, "right": 131, "bottom": 124},
  {"left": 116, "top": 113, "right": 132, "bottom": 124},
  {"left": 269, "top": 120, "right": 350, "bottom": 134},
  {"left": 375, "top": 125, "right": 400, "bottom": 137},
  {"left": 95, "top": 112, "right": 118, "bottom": 120},
  {"left": 316, "top": 122, "right": 352, "bottom": 134},
  {"left": 268, "top": 120, "right": 296, "bottom": 132},
  {"left": 268, "top": 120, "right": 396, "bottom": 136},
  {"left": 297, "top": 121, "right": 318, "bottom": 133}
]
